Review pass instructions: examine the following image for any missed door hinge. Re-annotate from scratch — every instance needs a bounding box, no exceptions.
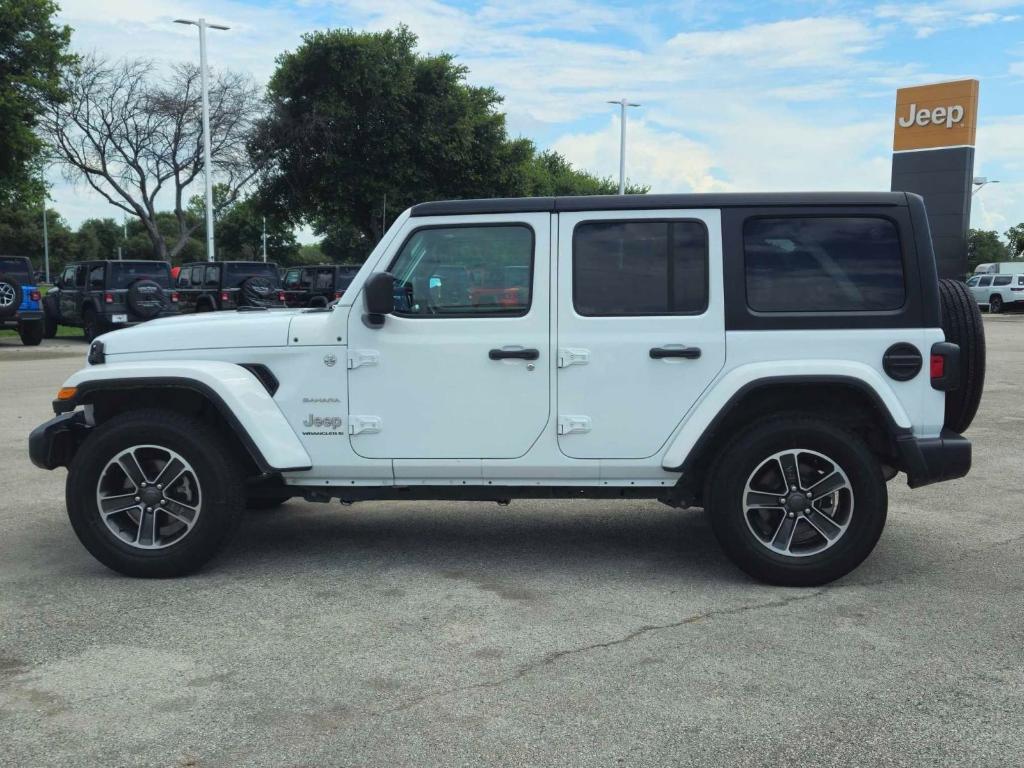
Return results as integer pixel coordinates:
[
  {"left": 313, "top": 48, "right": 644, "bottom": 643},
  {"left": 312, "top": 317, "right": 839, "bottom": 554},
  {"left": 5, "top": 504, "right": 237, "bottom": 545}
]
[
  {"left": 348, "top": 415, "right": 382, "bottom": 435},
  {"left": 347, "top": 350, "right": 380, "bottom": 369},
  {"left": 557, "top": 348, "right": 590, "bottom": 368},
  {"left": 557, "top": 415, "right": 592, "bottom": 435}
]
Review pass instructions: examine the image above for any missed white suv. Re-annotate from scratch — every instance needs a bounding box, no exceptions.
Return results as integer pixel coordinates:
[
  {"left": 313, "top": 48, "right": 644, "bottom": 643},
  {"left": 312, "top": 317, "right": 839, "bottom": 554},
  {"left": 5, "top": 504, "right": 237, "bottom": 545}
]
[
  {"left": 29, "top": 192, "right": 984, "bottom": 586},
  {"left": 966, "top": 272, "right": 1024, "bottom": 313}
]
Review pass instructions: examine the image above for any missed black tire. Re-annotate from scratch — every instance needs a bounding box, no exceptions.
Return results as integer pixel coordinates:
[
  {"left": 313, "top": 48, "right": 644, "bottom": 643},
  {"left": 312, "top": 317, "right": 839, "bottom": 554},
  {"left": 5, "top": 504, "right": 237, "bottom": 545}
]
[
  {"left": 82, "top": 306, "right": 100, "bottom": 342},
  {"left": 66, "top": 409, "right": 244, "bottom": 577},
  {"left": 246, "top": 493, "right": 292, "bottom": 511},
  {"left": 988, "top": 294, "right": 1003, "bottom": 314},
  {"left": 196, "top": 299, "right": 214, "bottom": 313},
  {"left": 239, "top": 277, "right": 275, "bottom": 307},
  {"left": 43, "top": 297, "right": 58, "bottom": 338},
  {"left": 939, "top": 278, "right": 986, "bottom": 433},
  {"left": 309, "top": 296, "right": 328, "bottom": 308},
  {"left": 126, "top": 278, "right": 167, "bottom": 319},
  {"left": 18, "top": 319, "right": 43, "bottom": 346},
  {"left": 0, "top": 273, "right": 21, "bottom": 319},
  {"left": 705, "top": 415, "right": 887, "bottom": 587}
]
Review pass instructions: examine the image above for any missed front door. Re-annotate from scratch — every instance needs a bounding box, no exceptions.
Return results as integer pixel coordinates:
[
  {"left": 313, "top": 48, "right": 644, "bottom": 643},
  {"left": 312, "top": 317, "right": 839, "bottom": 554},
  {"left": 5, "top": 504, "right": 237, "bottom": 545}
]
[
  {"left": 556, "top": 210, "right": 726, "bottom": 459},
  {"left": 346, "top": 213, "right": 551, "bottom": 460}
]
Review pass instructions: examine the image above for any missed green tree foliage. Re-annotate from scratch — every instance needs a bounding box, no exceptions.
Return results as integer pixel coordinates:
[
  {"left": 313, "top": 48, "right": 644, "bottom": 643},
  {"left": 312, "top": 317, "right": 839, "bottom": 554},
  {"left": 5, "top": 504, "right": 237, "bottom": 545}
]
[
  {"left": 216, "top": 197, "right": 301, "bottom": 264},
  {"left": 966, "top": 229, "right": 1010, "bottom": 273},
  {"left": 0, "top": 206, "right": 72, "bottom": 275},
  {"left": 0, "top": 0, "right": 74, "bottom": 206},
  {"left": 254, "top": 26, "right": 645, "bottom": 244},
  {"left": 1006, "top": 224, "right": 1024, "bottom": 259}
]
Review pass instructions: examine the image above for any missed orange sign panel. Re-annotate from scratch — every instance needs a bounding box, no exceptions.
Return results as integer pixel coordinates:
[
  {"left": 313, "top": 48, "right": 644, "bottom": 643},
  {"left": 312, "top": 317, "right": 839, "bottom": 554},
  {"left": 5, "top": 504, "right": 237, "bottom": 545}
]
[{"left": 893, "top": 79, "right": 979, "bottom": 151}]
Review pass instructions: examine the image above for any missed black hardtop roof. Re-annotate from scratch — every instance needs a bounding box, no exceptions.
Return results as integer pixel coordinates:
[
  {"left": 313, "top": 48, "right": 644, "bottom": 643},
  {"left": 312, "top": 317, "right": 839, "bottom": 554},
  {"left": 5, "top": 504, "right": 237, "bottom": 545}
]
[
  {"left": 68, "top": 259, "right": 170, "bottom": 267},
  {"left": 411, "top": 191, "right": 913, "bottom": 217},
  {"left": 181, "top": 260, "right": 279, "bottom": 267}
]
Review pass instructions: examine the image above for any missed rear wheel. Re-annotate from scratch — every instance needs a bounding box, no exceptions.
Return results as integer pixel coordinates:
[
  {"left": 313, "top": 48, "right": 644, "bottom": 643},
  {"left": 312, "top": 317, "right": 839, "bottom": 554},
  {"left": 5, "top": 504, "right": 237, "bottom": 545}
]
[
  {"left": 18, "top": 319, "right": 43, "bottom": 346},
  {"left": 705, "top": 415, "right": 887, "bottom": 586},
  {"left": 988, "top": 294, "right": 1003, "bottom": 314},
  {"left": 66, "top": 409, "right": 245, "bottom": 577}
]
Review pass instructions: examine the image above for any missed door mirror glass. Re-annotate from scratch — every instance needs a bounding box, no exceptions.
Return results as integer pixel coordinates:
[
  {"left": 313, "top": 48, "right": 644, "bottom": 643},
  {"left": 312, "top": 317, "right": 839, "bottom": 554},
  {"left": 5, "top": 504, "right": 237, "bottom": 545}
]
[{"left": 363, "top": 272, "right": 396, "bottom": 322}]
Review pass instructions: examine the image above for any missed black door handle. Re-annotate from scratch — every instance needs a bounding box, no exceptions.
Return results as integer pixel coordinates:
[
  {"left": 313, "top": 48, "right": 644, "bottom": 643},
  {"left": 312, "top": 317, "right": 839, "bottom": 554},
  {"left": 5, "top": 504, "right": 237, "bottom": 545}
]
[
  {"left": 489, "top": 348, "right": 540, "bottom": 360},
  {"left": 650, "top": 346, "right": 701, "bottom": 359}
]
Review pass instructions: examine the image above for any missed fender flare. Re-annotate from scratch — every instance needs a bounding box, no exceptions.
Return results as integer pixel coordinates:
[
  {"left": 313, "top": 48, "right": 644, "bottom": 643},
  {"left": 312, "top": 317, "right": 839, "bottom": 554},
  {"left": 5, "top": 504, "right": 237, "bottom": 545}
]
[
  {"left": 661, "top": 362, "right": 913, "bottom": 471},
  {"left": 57, "top": 360, "right": 312, "bottom": 473}
]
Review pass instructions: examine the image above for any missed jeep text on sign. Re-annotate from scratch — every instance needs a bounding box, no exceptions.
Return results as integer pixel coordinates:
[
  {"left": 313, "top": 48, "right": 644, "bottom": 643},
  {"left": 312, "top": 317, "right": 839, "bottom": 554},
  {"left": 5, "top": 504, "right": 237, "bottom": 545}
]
[{"left": 892, "top": 79, "right": 979, "bottom": 151}]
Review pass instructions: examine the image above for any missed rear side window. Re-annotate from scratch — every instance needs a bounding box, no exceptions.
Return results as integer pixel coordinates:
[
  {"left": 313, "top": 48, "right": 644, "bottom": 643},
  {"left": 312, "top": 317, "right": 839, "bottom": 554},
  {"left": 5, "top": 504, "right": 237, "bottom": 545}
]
[
  {"left": 573, "top": 220, "right": 708, "bottom": 316},
  {"left": 993, "top": 275, "right": 1012, "bottom": 286},
  {"left": 744, "top": 217, "right": 905, "bottom": 312}
]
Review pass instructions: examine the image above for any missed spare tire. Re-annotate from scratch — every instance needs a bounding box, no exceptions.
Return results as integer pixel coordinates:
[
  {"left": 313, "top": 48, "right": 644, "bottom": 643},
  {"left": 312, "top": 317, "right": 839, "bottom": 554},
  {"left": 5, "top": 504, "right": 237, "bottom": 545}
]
[
  {"left": 0, "top": 273, "right": 22, "bottom": 319},
  {"left": 239, "top": 276, "right": 275, "bottom": 307},
  {"left": 126, "top": 279, "right": 167, "bottom": 319},
  {"left": 939, "top": 278, "right": 985, "bottom": 433}
]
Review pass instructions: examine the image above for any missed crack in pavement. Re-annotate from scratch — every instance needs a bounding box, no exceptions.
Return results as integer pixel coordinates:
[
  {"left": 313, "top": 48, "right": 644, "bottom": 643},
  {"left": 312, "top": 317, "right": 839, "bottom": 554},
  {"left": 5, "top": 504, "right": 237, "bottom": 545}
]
[{"left": 374, "top": 588, "right": 827, "bottom": 716}]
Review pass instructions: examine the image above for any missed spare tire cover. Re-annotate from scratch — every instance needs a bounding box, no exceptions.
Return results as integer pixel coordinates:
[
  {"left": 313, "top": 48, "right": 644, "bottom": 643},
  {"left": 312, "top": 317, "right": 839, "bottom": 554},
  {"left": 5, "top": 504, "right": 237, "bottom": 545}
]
[
  {"left": 127, "top": 279, "right": 167, "bottom": 319},
  {"left": 240, "top": 276, "right": 275, "bottom": 307},
  {"left": 0, "top": 273, "right": 22, "bottom": 319},
  {"left": 938, "top": 278, "right": 986, "bottom": 433}
]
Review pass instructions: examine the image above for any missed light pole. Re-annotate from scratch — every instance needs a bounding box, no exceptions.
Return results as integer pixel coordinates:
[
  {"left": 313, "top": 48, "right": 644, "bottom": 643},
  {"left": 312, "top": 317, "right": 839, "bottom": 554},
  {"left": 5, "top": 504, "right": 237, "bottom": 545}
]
[
  {"left": 972, "top": 176, "right": 999, "bottom": 195},
  {"left": 41, "top": 198, "right": 50, "bottom": 284},
  {"left": 261, "top": 216, "right": 267, "bottom": 262},
  {"left": 607, "top": 98, "right": 640, "bottom": 195},
  {"left": 175, "top": 17, "right": 229, "bottom": 262}
]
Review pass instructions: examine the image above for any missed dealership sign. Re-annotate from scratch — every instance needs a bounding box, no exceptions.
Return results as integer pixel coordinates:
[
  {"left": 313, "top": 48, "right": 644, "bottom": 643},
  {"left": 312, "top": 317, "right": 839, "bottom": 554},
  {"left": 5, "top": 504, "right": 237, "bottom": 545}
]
[{"left": 892, "top": 79, "right": 979, "bottom": 151}]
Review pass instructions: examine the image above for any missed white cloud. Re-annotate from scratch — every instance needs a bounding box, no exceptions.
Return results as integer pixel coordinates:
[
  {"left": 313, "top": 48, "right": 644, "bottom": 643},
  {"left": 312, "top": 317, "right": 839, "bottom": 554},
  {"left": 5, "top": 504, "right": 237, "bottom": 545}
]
[{"left": 875, "top": 1, "right": 1023, "bottom": 37}]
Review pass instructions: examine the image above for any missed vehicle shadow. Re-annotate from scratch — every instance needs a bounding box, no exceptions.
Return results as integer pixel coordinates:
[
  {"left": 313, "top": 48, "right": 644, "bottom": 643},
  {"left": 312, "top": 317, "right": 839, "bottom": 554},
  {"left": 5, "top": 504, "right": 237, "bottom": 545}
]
[{"left": 219, "top": 500, "right": 746, "bottom": 584}]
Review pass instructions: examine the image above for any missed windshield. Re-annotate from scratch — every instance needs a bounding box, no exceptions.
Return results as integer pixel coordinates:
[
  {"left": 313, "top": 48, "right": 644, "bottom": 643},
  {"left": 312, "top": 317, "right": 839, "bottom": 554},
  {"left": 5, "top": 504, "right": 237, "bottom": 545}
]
[
  {"left": 109, "top": 262, "right": 171, "bottom": 289},
  {"left": 0, "top": 257, "right": 33, "bottom": 280},
  {"left": 223, "top": 263, "right": 281, "bottom": 288}
]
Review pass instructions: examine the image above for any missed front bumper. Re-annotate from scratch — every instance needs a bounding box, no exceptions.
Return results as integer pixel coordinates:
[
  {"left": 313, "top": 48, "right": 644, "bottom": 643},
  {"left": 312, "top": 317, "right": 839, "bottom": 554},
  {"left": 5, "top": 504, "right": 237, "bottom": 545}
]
[
  {"left": 897, "top": 429, "right": 971, "bottom": 489},
  {"left": 29, "top": 411, "right": 91, "bottom": 470}
]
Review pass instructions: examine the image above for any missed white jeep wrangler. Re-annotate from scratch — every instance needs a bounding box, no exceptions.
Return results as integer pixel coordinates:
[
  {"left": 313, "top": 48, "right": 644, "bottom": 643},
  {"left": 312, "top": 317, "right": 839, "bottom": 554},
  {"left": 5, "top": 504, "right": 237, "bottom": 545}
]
[{"left": 29, "top": 193, "right": 985, "bottom": 585}]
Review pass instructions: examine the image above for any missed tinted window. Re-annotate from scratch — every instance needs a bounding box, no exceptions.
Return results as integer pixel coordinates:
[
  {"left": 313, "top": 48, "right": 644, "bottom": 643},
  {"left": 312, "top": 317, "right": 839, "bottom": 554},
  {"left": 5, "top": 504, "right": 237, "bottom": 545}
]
[
  {"left": 966, "top": 276, "right": 980, "bottom": 287},
  {"left": 223, "top": 263, "right": 280, "bottom": 287},
  {"left": 1018, "top": 275, "right": 1024, "bottom": 286},
  {"left": 0, "top": 257, "right": 32, "bottom": 279},
  {"left": 109, "top": 262, "right": 170, "bottom": 289},
  {"left": 744, "top": 217, "right": 904, "bottom": 312},
  {"left": 337, "top": 267, "right": 359, "bottom": 290},
  {"left": 314, "top": 269, "right": 333, "bottom": 290},
  {"left": 994, "top": 275, "right": 1012, "bottom": 286},
  {"left": 573, "top": 220, "right": 708, "bottom": 316},
  {"left": 204, "top": 266, "right": 219, "bottom": 287},
  {"left": 978, "top": 276, "right": 993, "bottom": 287},
  {"left": 389, "top": 225, "right": 533, "bottom": 316},
  {"left": 283, "top": 269, "right": 301, "bottom": 289},
  {"left": 88, "top": 265, "right": 105, "bottom": 289}
]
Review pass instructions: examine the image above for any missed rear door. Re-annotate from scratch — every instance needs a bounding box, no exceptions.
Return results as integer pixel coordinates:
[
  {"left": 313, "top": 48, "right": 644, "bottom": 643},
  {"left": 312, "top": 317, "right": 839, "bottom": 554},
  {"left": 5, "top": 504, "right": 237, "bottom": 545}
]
[{"left": 556, "top": 210, "right": 726, "bottom": 459}]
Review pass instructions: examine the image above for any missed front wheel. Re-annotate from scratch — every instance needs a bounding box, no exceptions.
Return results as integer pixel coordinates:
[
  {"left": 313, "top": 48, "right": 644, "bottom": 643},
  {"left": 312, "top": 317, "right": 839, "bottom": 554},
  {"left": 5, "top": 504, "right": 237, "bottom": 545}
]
[
  {"left": 704, "top": 415, "right": 887, "bottom": 586},
  {"left": 66, "top": 409, "right": 245, "bottom": 577},
  {"left": 82, "top": 307, "right": 100, "bottom": 342}
]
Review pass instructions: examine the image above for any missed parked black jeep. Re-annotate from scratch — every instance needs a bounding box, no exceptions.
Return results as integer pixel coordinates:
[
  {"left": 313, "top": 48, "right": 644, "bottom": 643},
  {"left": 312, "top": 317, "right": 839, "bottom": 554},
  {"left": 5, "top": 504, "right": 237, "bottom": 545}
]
[
  {"left": 282, "top": 264, "right": 360, "bottom": 308},
  {"left": 44, "top": 260, "right": 177, "bottom": 341},
  {"left": 175, "top": 261, "right": 285, "bottom": 313},
  {"left": 0, "top": 256, "right": 44, "bottom": 345}
]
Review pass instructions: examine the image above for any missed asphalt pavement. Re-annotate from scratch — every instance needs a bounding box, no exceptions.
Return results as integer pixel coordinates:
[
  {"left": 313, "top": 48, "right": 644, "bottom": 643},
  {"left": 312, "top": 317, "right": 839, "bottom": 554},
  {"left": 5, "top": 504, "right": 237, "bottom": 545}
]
[{"left": 1, "top": 320, "right": 1022, "bottom": 767}]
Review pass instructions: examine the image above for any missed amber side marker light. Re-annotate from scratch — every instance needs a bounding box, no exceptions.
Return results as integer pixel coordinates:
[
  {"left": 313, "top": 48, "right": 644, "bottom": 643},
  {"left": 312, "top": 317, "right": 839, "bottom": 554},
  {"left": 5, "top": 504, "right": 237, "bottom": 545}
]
[{"left": 57, "top": 387, "right": 77, "bottom": 401}]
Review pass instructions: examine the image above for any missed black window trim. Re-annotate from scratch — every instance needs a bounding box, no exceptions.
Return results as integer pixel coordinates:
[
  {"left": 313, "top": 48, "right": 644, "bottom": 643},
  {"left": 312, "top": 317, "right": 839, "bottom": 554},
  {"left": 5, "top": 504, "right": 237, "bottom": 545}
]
[
  {"left": 571, "top": 217, "right": 711, "bottom": 318},
  {"left": 385, "top": 221, "right": 537, "bottom": 320},
  {"left": 741, "top": 212, "right": 908, "bottom": 316}
]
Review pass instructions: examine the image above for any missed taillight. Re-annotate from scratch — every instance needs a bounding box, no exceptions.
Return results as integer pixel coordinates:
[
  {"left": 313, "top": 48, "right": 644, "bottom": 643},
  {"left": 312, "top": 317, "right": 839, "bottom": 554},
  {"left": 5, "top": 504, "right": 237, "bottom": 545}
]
[
  {"left": 170, "top": 291, "right": 179, "bottom": 303},
  {"left": 104, "top": 292, "right": 114, "bottom": 304},
  {"left": 930, "top": 342, "right": 959, "bottom": 392},
  {"left": 277, "top": 291, "right": 286, "bottom": 302},
  {"left": 30, "top": 290, "right": 41, "bottom": 302},
  {"left": 334, "top": 291, "right": 343, "bottom": 300},
  {"left": 930, "top": 354, "right": 944, "bottom": 379},
  {"left": 220, "top": 291, "right": 229, "bottom": 302}
]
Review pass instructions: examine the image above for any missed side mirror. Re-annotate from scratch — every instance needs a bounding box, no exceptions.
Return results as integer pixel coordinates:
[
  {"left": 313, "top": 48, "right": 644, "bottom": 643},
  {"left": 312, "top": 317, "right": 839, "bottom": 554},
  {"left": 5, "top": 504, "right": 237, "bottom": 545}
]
[{"left": 363, "top": 271, "right": 395, "bottom": 327}]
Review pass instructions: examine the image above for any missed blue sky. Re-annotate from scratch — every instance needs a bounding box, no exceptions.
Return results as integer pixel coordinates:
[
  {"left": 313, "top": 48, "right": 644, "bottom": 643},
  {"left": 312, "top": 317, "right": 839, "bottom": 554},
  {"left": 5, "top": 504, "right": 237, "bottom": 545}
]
[{"left": 52, "top": 0, "right": 1024, "bottom": 238}]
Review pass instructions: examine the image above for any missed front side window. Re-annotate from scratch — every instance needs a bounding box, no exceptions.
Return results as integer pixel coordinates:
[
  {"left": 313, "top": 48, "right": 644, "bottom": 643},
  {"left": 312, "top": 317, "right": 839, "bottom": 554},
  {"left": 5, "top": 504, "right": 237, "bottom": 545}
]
[
  {"left": 966, "top": 276, "right": 980, "bottom": 287},
  {"left": 744, "top": 217, "right": 905, "bottom": 312},
  {"left": 61, "top": 266, "right": 76, "bottom": 286},
  {"left": 994, "top": 275, "right": 1012, "bottom": 286},
  {"left": 389, "top": 225, "right": 533, "bottom": 316},
  {"left": 573, "top": 220, "right": 708, "bottom": 316}
]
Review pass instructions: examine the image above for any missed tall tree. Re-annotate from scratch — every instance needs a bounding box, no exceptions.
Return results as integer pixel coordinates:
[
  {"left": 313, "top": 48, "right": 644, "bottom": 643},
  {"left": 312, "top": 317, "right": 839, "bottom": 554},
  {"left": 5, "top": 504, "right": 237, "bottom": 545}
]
[
  {"left": 1005, "top": 223, "right": 1024, "bottom": 259},
  {"left": 40, "top": 55, "right": 263, "bottom": 260},
  {"left": 0, "top": 0, "right": 75, "bottom": 205},
  {"left": 254, "top": 26, "right": 637, "bottom": 245},
  {"left": 215, "top": 196, "right": 300, "bottom": 263}
]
